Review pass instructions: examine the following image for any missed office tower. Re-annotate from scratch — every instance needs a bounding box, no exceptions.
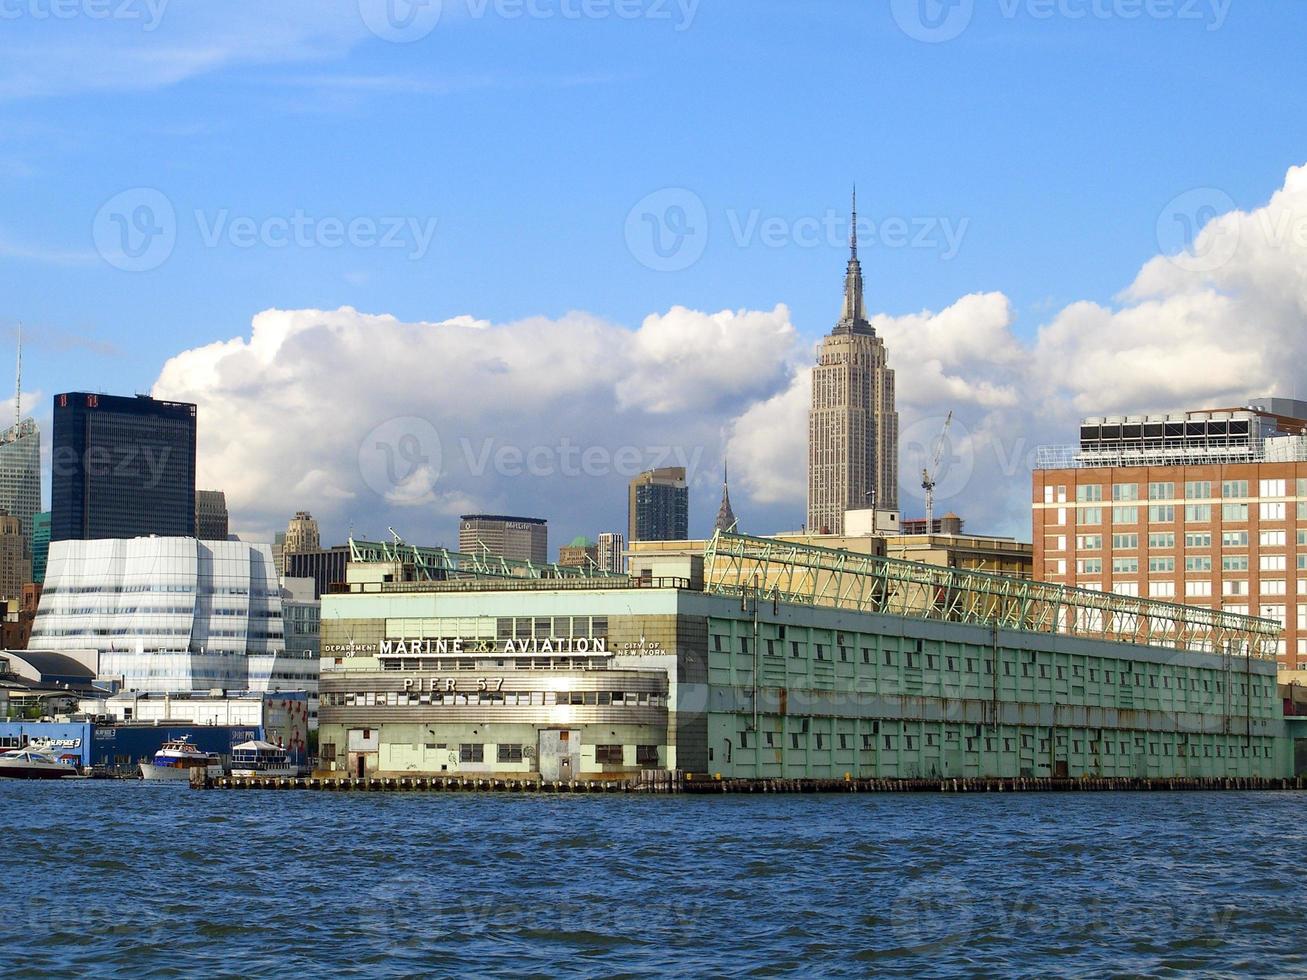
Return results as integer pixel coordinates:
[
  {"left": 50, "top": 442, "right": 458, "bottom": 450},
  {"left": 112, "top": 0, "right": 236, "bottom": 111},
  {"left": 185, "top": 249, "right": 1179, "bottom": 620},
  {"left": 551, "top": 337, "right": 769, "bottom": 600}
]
[
  {"left": 1033, "top": 399, "right": 1307, "bottom": 669},
  {"left": 196, "top": 490, "right": 230, "bottom": 540},
  {"left": 597, "top": 532, "right": 626, "bottom": 574},
  {"left": 30, "top": 511, "right": 50, "bottom": 585},
  {"left": 459, "top": 515, "right": 548, "bottom": 564},
  {"left": 0, "top": 511, "right": 30, "bottom": 600},
  {"left": 51, "top": 392, "right": 197, "bottom": 542},
  {"left": 808, "top": 190, "right": 898, "bottom": 535},
  {"left": 273, "top": 531, "right": 287, "bottom": 578},
  {"left": 284, "top": 511, "right": 321, "bottom": 556},
  {"left": 558, "top": 537, "right": 599, "bottom": 568},
  {"left": 628, "top": 468, "right": 689, "bottom": 543},
  {"left": 284, "top": 545, "right": 352, "bottom": 600},
  {"left": 0, "top": 419, "right": 39, "bottom": 546}
]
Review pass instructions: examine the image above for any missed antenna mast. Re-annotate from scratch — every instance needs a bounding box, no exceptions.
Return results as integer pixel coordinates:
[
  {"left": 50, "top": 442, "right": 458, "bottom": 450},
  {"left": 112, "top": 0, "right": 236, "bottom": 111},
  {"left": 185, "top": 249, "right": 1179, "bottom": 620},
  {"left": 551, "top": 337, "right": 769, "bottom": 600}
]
[{"left": 14, "top": 322, "right": 21, "bottom": 426}]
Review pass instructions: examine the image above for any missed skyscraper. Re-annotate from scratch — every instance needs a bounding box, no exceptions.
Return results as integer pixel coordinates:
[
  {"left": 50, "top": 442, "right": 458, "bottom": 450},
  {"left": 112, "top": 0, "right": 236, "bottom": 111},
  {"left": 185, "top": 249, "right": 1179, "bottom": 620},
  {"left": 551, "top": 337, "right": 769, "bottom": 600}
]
[
  {"left": 51, "top": 392, "right": 197, "bottom": 542},
  {"left": 196, "top": 489, "right": 230, "bottom": 540},
  {"left": 459, "top": 515, "right": 548, "bottom": 564},
  {"left": 283, "top": 511, "right": 321, "bottom": 556},
  {"left": 807, "top": 190, "right": 899, "bottom": 536},
  {"left": 0, "top": 419, "right": 39, "bottom": 545},
  {"left": 597, "top": 531, "right": 626, "bottom": 574},
  {"left": 30, "top": 511, "right": 50, "bottom": 585},
  {"left": 0, "top": 511, "right": 30, "bottom": 600},
  {"left": 629, "top": 467, "right": 689, "bottom": 542},
  {"left": 714, "top": 462, "right": 738, "bottom": 534}
]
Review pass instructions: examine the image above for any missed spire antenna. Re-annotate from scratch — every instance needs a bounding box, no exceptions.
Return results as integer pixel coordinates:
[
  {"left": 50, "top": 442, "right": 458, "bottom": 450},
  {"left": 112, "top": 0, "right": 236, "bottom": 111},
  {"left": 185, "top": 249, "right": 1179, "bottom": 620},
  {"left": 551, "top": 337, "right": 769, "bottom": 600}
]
[
  {"left": 14, "top": 321, "right": 21, "bottom": 427},
  {"left": 850, "top": 185, "right": 858, "bottom": 259}
]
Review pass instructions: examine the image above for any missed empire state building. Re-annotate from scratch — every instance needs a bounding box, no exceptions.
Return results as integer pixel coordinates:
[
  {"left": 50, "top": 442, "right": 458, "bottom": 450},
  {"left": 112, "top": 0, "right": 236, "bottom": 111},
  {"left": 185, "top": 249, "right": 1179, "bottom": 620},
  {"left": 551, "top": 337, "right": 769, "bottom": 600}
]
[{"left": 807, "top": 192, "right": 899, "bottom": 535}]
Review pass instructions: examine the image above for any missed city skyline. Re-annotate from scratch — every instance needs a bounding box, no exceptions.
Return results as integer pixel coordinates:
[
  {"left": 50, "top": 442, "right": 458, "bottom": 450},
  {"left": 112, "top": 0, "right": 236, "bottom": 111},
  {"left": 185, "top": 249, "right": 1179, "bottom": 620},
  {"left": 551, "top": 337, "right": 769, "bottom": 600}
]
[{"left": 6, "top": 5, "right": 1307, "bottom": 552}]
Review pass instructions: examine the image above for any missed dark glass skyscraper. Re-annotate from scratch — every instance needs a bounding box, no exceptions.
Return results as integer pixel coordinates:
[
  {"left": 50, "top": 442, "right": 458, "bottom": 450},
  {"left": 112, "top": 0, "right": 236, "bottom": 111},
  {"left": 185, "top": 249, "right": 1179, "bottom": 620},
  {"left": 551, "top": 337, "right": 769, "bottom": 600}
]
[
  {"left": 628, "top": 467, "right": 689, "bottom": 542},
  {"left": 51, "top": 392, "right": 197, "bottom": 543}
]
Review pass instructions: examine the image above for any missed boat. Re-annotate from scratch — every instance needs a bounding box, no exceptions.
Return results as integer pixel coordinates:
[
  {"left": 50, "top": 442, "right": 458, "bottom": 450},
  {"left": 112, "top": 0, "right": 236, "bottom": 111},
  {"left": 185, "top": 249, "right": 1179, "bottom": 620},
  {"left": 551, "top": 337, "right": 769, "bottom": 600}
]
[
  {"left": 230, "top": 740, "right": 298, "bottom": 778},
  {"left": 139, "top": 736, "right": 225, "bottom": 782},
  {"left": 0, "top": 748, "right": 80, "bottom": 780}
]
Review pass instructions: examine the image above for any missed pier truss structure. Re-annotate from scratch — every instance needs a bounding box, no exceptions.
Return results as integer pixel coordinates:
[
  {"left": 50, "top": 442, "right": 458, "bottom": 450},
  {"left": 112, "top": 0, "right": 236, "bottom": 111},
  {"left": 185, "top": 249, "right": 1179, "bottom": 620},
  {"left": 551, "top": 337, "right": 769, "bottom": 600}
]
[
  {"left": 703, "top": 531, "right": 1279, "bottom": 661},
  {"left": 349, "top": 535, "right": 624, "bottom": 584}
]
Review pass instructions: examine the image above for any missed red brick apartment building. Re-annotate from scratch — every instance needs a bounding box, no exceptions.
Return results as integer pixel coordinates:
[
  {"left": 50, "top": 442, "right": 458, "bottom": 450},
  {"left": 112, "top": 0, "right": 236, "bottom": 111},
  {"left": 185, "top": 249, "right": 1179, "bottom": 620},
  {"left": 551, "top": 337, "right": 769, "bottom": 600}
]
[{"left": 1033, "top": 399, "right": 1307, "bottom": 670}]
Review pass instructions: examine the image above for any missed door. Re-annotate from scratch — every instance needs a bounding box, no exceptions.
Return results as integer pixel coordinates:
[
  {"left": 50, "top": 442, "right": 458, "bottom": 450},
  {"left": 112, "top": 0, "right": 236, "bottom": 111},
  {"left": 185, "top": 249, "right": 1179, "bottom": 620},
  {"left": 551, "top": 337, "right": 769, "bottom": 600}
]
[{"left": 538, "top": 730, "right": 581, "bottom": 781}]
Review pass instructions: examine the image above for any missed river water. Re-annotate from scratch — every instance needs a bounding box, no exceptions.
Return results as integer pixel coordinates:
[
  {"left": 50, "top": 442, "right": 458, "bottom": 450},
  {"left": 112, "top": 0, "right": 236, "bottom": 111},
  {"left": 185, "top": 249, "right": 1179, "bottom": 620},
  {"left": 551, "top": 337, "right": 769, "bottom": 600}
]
[{"left": 3, "top": 783, "right": 1304, "bottom": 977}]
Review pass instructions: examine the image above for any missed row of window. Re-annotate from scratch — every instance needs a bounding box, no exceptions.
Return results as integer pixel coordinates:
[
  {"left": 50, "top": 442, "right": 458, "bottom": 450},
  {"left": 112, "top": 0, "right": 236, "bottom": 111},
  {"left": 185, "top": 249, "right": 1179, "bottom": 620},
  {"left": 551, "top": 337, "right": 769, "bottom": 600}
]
[
  {"left": 1055, "top": 503, "right": 1297, "bottom": 525},
  {"left": 1062, "top": 479, "right": 1305, "bottom": 504},
  {"left": 325, "top": 690, "right": 667, "bottom": 708}
]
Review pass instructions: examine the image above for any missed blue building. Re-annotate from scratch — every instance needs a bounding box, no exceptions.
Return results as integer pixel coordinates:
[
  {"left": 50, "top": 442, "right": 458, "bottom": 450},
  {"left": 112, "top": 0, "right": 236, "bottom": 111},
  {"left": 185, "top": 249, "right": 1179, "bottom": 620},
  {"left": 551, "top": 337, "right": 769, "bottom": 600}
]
[
  {"left": 31, "top": 511, "right": 49, "bottom": 585},
  {"left": 0, "top": 721, "right": 264, "bottom": 772},
  {"left": 51, "top": 392, "right": 197, "bottom": 543}
]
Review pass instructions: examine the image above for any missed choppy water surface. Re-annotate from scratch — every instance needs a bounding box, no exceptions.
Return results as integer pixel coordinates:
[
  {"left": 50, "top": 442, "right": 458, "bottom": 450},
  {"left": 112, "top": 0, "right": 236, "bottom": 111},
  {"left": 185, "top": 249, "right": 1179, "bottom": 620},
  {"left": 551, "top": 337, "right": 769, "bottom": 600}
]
[{"left": 2, "top": 784, "right": 1304, "bottom": 977}]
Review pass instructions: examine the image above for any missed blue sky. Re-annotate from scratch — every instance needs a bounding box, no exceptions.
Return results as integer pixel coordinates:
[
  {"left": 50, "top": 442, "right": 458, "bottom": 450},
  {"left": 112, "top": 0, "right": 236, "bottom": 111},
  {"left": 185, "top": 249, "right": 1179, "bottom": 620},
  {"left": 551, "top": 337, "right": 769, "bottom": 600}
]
[{"left": 4, "top": 0, "right": 1307, "bottom": 545}]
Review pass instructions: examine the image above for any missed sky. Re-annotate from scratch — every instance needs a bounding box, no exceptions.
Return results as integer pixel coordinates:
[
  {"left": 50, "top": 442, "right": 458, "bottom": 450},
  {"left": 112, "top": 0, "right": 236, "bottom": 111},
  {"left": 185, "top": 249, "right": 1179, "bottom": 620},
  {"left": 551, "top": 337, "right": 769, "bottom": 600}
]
[{"left": 5, "top": 0, "right": 1307, "bottom": 550}]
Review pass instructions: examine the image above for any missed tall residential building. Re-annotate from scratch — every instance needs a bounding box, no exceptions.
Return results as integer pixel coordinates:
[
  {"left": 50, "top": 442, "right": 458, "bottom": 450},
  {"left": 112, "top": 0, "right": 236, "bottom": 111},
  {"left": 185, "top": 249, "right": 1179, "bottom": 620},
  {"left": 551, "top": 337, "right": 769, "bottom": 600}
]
[
  {"left": 807, "top": 191, "right": 898, "bottom": 536},
  {"left": 597, "top": 531, "right": 626, "bottom": 574},
  {"left": 459, "top": 515, "right": 548, "bottom": 565},
  {"left": 283, "top": 511, "right": 321, "bottom": 556},
  {"left": 30, "top": 511, "right": 50, "bottom": 585},
  {"left": 196, "top": 489, "right": 230, "bottom": 540},
  {"left": 0, "top": 418, "right": 39, "bottom": 545},
  {"left": 51, "top": 392, "right": 197, "bottom": 543},
  {"left": 30, "top": 536, "right": 314, "bottom": 695},
  {"left": 629, "top": 468, "right": 688, "bottom": 543},
  {"left": 1033, "top": 399, "right": 1307, "bottom": 670},
  {"left": 0, "top": 512, "right": 30, "bottom": 600}
]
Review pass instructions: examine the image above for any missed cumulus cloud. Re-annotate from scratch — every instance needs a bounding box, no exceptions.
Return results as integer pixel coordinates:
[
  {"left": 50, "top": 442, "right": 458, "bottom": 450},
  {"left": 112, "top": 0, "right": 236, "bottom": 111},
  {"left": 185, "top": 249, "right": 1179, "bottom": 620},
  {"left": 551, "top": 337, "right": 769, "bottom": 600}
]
[
  {"left": 156, "top": 163, "right": 1307, "bottom": 548},
  {"left": 153, "top": 304, "right": 798, "bottom": 545}
]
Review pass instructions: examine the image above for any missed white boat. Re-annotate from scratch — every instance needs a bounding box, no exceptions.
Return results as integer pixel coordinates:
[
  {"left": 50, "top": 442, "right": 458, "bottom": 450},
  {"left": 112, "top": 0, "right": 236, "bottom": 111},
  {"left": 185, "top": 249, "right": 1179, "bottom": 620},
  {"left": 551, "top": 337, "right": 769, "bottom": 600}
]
[
  {"left": 0, "top": 748, "right": 80, "bottom": 780},
  {"left": 230, "top": 739, "right": 298, "bottom": 778},
  {"left": 139, "top": 736, "right": 225, "bottom": 782}
]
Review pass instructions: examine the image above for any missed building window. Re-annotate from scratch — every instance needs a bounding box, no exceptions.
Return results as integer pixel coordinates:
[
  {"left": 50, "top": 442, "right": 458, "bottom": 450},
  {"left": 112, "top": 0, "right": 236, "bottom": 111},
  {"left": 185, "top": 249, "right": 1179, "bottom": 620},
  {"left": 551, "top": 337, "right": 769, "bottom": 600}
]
[
  {"left": 1260, "top": 479, "right": 1286, "bottom": 497},
  {"left": 1112, "top": 533, "right": 1139, "bottom": 549},
  {"left": 1263, "top": 580, "right": 1287, "bottom": 596},
  {"left": 459, "top": 743, "right": 484, "bottom": 763},
  {"left": 1185, "top": 481, "right": 1212, "bottom": 499},
  {"left": 1185, "top": 504, "right": 1212, "bottom": 522},
  {"left": 497, "top": 744, "right": 524, "bottom": 763},
  {"left": 1148, "top": 482, "right": 1175, "bottom": 500},
  {"left": 1149, "top": 581, "right": 1175, "bottom": 598},
  {"left": 1261, "top": 554, "right": 1287, "bottom": 572},
  {"left": 1260, "top": 530, "right": 1287, "bottom": 548},
  {"left": 1222, "top": 479, "right": 1249, "bottom": 498},
  {"left": 1185, "top": 581, "right": 1212, "bottom": 597},
  {"left": 1080, "top": 507, "right": 1102, "bottom": 526},
  {"left": 1222, "top": 503, "right": 1249, "bottom": 522},
  {"left": 1184, "top": 532, "right": 1211, "bottom": 549},
  {"left": 1077, "top": 534, "right": 1102, "bottom": 550},
  {"left": 1224, "top": 531, "right": 1250, "bottom": 548},
  {"left": 1149, "top": 532, "right": 1175, "bottom": 549},
  {"left": 1184, "top": 556, "right": 1212, "bottom": 572},
  {"left": 1148, "top": 505, "right": 1175, "bottom": 523},
  {"left": 1111, "top": 506, "right": 1138, "bottom": 524},
  {"left": 320, "top": 742, "right": 336, "bottom": 761},
  {"left": 594, "top": 745, "right": 624, "bottom": 765},
  {"left": 1077, "top": 559, "right": 1102, "bottom": 575},
  {"left": 1077, "top": 484, "right": 1103, "bottom": 502},
  {"left": 1260, "top": 502, "right": 1287, "bottom": 521},
  {"left": 636, "top": 744, "right": 658, "bottom": 766},
  {"left": 1112, "top": 483, "right": 1139, "bottom": 502},
  {"left": 1149, "top": 556, "right": 1176, "bottom": 573},
  {"left": 1112, "top": 557, "right": 1139, "bottom": 574}
]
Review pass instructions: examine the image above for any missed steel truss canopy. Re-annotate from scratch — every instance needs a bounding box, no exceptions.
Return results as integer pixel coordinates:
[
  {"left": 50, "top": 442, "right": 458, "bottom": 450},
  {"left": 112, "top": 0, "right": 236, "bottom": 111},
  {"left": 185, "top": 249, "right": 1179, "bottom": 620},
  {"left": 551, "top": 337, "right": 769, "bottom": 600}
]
[
  {"left": 703, "top": 531, "right": 1279, "bottom": 661},
  {"left": 348, "top": 537, "right": 621, "bottom": 582}
]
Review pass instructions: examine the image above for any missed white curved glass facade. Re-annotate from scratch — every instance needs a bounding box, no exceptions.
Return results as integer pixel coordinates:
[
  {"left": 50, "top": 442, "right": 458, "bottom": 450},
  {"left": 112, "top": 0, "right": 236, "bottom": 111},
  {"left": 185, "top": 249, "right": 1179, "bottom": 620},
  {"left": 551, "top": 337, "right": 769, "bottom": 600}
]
[{"left": 31, "top": 537, "right": 314, "bottom": 697}]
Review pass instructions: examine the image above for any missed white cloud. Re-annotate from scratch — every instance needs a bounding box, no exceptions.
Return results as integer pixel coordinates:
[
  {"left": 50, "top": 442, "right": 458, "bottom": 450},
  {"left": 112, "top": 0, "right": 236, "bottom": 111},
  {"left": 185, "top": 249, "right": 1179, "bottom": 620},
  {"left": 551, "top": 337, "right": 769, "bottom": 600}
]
[{"left": 156, "top": 163, "right": 1307, "bottom": 547}]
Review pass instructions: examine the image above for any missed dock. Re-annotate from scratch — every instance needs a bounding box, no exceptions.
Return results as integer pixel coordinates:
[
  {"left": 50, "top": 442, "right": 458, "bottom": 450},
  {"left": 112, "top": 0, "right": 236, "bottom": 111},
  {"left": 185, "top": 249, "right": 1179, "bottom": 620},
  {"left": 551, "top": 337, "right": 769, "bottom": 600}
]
[{"left": 191, "top": 770, "right": 1307, "bottom": 794}]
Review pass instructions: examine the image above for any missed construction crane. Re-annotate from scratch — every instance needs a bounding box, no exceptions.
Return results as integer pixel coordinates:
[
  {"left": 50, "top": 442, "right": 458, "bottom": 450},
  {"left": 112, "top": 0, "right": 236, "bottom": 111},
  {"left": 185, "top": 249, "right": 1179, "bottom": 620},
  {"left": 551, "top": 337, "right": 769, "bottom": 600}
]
[{"left": 921, "top": 411, "right": 954, "bottom": 533}]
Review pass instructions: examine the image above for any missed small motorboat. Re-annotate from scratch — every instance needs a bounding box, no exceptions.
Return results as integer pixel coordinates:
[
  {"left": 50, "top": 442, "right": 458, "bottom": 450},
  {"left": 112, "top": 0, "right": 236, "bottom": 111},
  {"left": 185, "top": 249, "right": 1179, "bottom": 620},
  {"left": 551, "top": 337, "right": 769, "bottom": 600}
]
[
  {"left": 0, "top": 748, "right": 80, "bottom": 780},
  {"left": 139, "top": 735, "right": 225, "bottom": 782},
  {"left": 230, "top": 740, "right": 298, "bottom": 778}
]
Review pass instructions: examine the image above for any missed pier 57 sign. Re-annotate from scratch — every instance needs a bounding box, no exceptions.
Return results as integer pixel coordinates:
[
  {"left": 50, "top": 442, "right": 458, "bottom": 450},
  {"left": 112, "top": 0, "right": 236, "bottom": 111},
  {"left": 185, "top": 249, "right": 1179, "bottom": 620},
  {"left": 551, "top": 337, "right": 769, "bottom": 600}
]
[{"left": 379, "top": 637, "right": 610, "bottom": 656}]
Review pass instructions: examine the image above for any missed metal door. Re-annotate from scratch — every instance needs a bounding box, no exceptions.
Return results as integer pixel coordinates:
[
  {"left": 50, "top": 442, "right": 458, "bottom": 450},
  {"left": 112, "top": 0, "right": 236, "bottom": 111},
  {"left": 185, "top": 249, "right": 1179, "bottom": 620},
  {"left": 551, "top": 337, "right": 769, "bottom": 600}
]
[{"left": 538, "top": 730, "right": 581, "bottom": 781}]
